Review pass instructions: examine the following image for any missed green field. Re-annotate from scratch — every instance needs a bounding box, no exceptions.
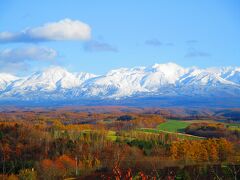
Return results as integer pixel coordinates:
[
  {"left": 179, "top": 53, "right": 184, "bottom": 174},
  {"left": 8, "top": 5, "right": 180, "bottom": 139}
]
[
  {"left": 139, "top": 128, "right": 203, "bottom": 140},
  {"left": 81, "top": 119, "right": 206, "bottom": 141},
  {"left": 226, "top": 123, "right": 240, "bottom": 127},
  {"left": 225, "top": 123, "right": 240, "bottom": 131},
  {"left": 106, "top": 130, "right": 117, "bottom": 141},
  {"left": 157, "top": 119, "right": 190, "bottom": 133},
  {"left": 137, "top": 119, "right": 204, "bottom": 140}
]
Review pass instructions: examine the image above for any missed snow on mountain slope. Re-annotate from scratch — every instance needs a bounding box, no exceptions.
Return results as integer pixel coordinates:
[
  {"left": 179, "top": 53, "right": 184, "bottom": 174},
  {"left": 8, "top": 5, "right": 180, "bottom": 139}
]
[
  {"left": 179, "top": 68, "right": 235, "bottom": 86},
  {"left": 78, "top": 63, "right": 188, "bottom": 98},
  {"left": 15, "top": 67, "right": 77, "bottom": 91},
  {"left": 2, "top": 66, "right": 96, "bottom": 98},
  {"left": 141, "top": 63, "right": 187, "bottom": 91},
  {"left": 204, "top": 67, "right": 240, "bottom": 85},
  {"left": 0, "top": 73, "right": 19, "bottom": 91},
  {"left": 223, "top": 68, "right": 240, "bottom": 85},
  {"left": 79, "top": 67, "right": 147, "bottom": 98},
  {"left": 0, "top": 63, "right": 239, "bottom": 100},
  {"left": 177, "top": 68, "right": 240, "bottom": 96}
]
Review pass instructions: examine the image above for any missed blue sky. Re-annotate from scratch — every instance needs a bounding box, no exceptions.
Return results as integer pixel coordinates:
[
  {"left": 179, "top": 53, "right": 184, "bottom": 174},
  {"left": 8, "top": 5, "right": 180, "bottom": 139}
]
[{"left": 0, "top": 0, "right": 240, "bottom": 75}]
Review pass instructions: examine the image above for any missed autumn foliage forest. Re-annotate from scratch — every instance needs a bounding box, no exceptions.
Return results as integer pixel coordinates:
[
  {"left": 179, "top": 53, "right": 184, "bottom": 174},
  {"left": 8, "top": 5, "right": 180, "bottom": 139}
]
[{"left": 0, "top": 107, "right": 240, "bottom": 179}]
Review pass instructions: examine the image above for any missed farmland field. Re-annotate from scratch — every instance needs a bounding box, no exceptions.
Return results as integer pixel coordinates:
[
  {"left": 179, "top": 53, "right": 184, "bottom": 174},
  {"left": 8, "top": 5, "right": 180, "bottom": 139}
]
[
  {"left": 225, "top": 123, "right": 240, "bottom": 131},
  {"left": 157, "top": 119, "right": 190, "bottom": 133},
  {"left": 137, "top": 119, "right": 205, "bottom": 140},
  {"left": 139, "top": 128, "right": 204, "bottom": 140}
]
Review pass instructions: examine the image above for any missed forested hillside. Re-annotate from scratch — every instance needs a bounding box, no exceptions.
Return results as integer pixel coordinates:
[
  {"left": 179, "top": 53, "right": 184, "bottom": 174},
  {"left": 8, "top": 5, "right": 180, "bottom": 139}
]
[{"left": 1, "top": 109, "right": 240, "bottom": 179}]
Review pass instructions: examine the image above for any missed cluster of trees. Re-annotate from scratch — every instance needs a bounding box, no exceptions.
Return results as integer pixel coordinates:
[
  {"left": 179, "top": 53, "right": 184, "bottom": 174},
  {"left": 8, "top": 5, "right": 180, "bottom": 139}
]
[
  {"left": 37, "top": 154, "right": 99, "bottom": 179},
  {"left": 117, "top": 115, "right": 134, "bottom": 121},
  {"left": 0, "top": 122, "right": 146, "bottom": 178},
  {"left": 0, "top": 123, "right": 48, "bottom": 174},
  {"left": 108, "top": 114, "right": 165, "bottom": 131},
  {"left": 185, "top": 123, "right": 240, "bottom": 140},
  {"left": 118, "top": 130, "right": 175, "bottom": 146},
  {"left": 170, "top": 138, "right": 233, "bottom": 162}
]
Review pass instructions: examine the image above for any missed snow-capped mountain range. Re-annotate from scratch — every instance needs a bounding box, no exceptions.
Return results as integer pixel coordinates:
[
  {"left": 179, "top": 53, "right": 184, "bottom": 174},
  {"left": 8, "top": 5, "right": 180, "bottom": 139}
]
[{"left": 0, "top": 63, "right": 240, "bottom": 102}]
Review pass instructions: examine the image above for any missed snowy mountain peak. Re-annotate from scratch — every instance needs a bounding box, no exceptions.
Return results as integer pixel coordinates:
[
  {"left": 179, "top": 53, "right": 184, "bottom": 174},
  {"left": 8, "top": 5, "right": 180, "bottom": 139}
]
[
  {"left": 0, "top": 73, "right": 19, "bottom": 91},
  {"left": 0, "top": 73, "right": 18, "bottom": 81},
  {"left": 152, "top": 62, "right": 182, "bottom": 70},
  {"left": 0, "top": 63, "right": 240, "bottom": 101},
  {"left": 42, "top": 66, "right": 69, "bottom": 75}
]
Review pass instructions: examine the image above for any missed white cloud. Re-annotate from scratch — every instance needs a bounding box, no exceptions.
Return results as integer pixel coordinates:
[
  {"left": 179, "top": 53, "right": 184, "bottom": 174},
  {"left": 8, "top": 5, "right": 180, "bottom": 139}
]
[
  {"left": 28, "top": 18, "right": 91, "bottom": 40},
  {"left": 0, "top": 46, "right": 58, "bottom": 73},
  {"left": 0, "top": 32, "right": 15, "bottom": 39},
  {"left": 0, "top": 18, "right": 91, "bottom": 43},
  {"left": 0, "top": 47, "right": 57, "bottom": 62}
]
